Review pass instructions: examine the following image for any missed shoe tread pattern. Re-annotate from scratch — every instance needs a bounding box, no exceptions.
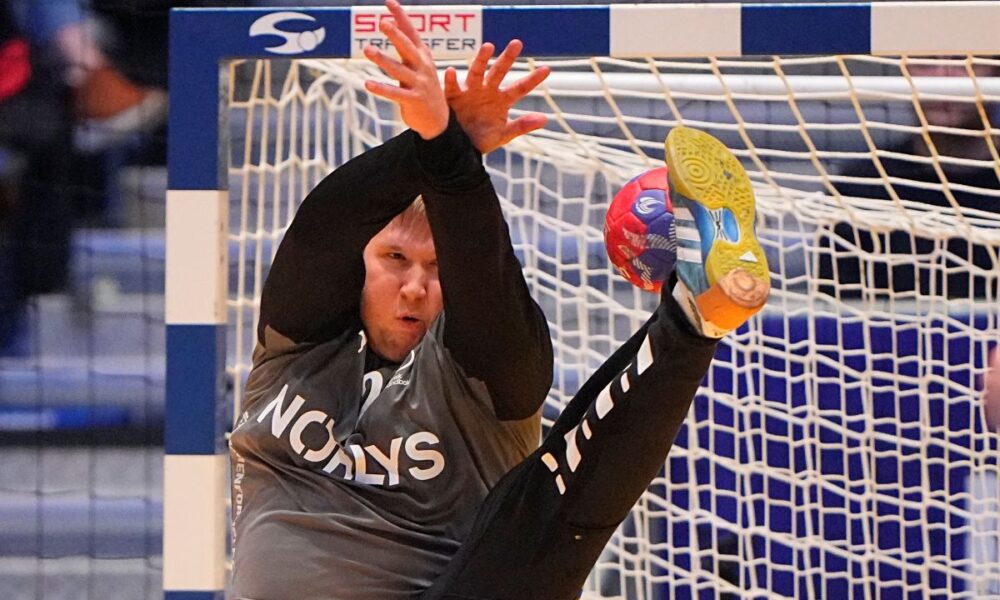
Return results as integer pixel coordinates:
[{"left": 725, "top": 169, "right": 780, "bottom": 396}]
[{"left": 665, "top": 127, "right": 770, "bottom": 327}]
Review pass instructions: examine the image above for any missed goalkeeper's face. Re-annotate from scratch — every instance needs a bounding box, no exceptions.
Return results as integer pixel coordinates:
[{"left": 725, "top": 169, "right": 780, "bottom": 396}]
[{"left": 361, "top": 215, "right": 443, "bottom": 362}]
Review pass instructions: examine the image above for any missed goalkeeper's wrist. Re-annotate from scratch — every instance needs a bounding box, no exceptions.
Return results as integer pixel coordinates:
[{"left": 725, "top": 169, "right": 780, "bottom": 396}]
[{"left": 414, "top": 110, "right": 484, "bottom": 186}]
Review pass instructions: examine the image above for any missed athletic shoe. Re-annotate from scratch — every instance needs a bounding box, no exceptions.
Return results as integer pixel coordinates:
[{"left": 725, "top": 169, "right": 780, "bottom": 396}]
[{"left": 664, "top": 126, "right": 770, "bottom": 337}]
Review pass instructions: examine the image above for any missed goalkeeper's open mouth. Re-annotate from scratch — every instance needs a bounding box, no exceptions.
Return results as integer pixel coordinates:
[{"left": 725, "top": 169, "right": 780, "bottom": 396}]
[{"left": 397, "top": 314, "right": 426, "bottom": 331}]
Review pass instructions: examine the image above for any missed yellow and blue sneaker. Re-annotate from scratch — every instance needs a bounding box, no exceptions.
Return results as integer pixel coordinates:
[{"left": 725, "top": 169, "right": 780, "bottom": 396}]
[{"left": 665, "top": 126, "right": 770, "bottom": 338}]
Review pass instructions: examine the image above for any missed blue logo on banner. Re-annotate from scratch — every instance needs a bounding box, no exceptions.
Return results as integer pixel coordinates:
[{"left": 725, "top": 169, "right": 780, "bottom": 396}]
[{"left": 249, "top": 12, "right": 327, "bottom": 55}]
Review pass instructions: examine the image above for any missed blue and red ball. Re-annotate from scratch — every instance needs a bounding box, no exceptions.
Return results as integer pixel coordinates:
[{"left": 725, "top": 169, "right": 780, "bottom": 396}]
[{"left": 604, "top": 167, "right": 677, "bottom": 293}]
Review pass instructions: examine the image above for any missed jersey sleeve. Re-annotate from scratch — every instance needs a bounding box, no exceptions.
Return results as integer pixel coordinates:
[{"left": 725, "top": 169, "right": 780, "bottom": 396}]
[
  {"left": 257, "top": 129, "right": 425, "bottom": 347},
  {"left": 416, "top": 115, "right": 554, "bottom": 422}
]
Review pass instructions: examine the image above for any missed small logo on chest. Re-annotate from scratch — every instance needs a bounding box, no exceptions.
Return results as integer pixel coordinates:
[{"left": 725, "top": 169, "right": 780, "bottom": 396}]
[
  {"left": 361, "top": 350, "right": 415, "bottom": 417},
  {"left": 386, "top": 372, "right": 410, "bottom": 388}
]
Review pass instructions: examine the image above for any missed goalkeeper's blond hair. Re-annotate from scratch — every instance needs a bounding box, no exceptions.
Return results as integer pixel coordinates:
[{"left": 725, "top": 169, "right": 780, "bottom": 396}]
[{"left": 391, "top": 195, "right": 426, "bottom": 230}]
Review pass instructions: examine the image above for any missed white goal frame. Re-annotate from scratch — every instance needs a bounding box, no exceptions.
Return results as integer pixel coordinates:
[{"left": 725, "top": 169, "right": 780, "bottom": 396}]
[{"left": 164, "top": 3, "right": 1000, "bottom": 599}]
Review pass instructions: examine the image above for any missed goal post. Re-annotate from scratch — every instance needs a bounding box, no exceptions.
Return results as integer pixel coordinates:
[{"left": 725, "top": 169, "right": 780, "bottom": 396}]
[{"left": 165, "top": 3, "right": 1000, "bottom": 599}]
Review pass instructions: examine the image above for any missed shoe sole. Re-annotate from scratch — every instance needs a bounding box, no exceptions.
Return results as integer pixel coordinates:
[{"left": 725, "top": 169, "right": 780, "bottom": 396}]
[{"left": 665, "top": 127, "right": 770, "bottom": 330}]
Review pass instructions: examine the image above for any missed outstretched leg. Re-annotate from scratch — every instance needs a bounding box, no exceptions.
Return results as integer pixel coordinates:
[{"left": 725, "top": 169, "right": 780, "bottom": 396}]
[
  {"left": 423, "top": 128, "right": 769, "bottom": 600},
  {"left": 423, "top": 292, "right": 716, "bottom": 600}
]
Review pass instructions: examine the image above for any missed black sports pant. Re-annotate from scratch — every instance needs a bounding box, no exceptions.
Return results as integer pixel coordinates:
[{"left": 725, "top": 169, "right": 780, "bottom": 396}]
[{"left": 422, "top": 291, "right": 719, "bottom": 600}]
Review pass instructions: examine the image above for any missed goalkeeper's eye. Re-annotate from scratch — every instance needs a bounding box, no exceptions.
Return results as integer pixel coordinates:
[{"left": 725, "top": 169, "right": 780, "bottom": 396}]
[{"left": 387, "top": 251, "right": 406, "bottom": 261}]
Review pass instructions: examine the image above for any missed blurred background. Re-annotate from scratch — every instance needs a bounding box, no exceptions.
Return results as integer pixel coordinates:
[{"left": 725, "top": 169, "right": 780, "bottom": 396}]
[
  {"left": 1, "top": 2, "right": 178, "bottom": 598},
  {"left": 0, "top": 0, "right": 460, "bottom": 595}
]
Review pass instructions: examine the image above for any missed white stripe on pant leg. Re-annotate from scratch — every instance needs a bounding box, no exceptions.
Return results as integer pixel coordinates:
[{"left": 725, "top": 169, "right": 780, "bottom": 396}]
[
  {"left": 564, "top": 426, "right": 582, "bottom": 473},
  {"left": 542, "top": 453, "right": 558, "bottom": 472},
  {"left": 636, "top": 335, "right": 654, "bottom": 375},
  {"left": 163, "top": 454, "right": 228, "bottom": 591},
  {"left": 596, "top": 384, "right": 614, "bottom": 419}
]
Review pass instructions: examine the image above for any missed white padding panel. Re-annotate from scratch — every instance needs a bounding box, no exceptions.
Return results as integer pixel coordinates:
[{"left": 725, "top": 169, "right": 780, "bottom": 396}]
[
  {"left": 166, "top": 190, "right": 228, "bottom": 325},
  {"left": 163, "top": 453, "right": 228, "bottom": 590},
  {"left": 872, "top": 2, "right": 1000, "bottom": 55},
  {"left": 610, "top": 4, "right": 742, "bottom": 58}
]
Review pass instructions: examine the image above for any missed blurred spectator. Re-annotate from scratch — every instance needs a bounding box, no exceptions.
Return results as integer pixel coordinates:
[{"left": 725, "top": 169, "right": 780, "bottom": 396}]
[
  {"left": 0, "top": 14, "right": 28, "bottom": 218},
  {"left": 9, "top": 0, "right": 167, "bottom": 149},
  {"left": 0, "top": 0, "right": 76, "bottom": 355},
  {"left": 0, "top": 0, "right": 175, "bottom": 355},
  {"left": 819, "top": 59, "right": 1000, "bottom": 300}
]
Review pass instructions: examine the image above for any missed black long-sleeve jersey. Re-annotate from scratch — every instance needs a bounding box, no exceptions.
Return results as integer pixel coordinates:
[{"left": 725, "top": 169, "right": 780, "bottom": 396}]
[{"left": 229, "top": 114, "right": 553, "bottom": 600}]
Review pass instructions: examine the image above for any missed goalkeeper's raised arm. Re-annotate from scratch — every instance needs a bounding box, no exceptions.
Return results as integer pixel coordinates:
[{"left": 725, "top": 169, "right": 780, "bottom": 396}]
[
  {"left": 361, "top": 0, "right": 553, "bottom": 420},
  {"left": 230, "top": 4, "right": 558, "bottom": 598},
  {"left": 254, "top": 0, "right": 553, "bottom": 418}
]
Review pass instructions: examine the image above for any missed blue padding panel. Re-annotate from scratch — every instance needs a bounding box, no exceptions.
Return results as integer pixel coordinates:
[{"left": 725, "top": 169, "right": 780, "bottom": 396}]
[
  {"left": 483, "top": 6, "right": 609, "bottom": 56},
  {"left": 169, "top": 8, "right": 351, "bottom": 190},
  {"left": 742, "top": 4, "right": 871, "bottom": 55},
  {"left": 169, "top": 11, "right": 224, "bottom": 191},
  {"left": 166, "top": 324, "right": 227, "bottom": 455},
  {"left": 165, "top": 592, "right": 224, "bottom": 600}
]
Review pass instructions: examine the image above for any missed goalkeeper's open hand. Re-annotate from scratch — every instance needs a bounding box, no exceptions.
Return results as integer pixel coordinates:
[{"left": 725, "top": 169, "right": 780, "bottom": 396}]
[
  {"left": 444, "top": 40, "right": 550, "bottom": 154},
  {"left": 362, "top": 0, "right": 449, "bottom": 141}
]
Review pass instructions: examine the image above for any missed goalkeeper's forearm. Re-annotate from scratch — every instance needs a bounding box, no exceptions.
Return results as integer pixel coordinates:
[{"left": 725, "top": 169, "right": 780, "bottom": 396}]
[
  {"left": 418, "top": 113, "right": 554, "bottom": 421},
  {"left": 258, "top": 129, "right": 426, "bottom": 346}
]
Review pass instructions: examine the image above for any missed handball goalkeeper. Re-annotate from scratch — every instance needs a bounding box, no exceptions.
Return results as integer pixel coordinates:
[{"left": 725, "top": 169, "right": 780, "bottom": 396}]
[{"left": 229, "top": 2, "right": 769, "bottom": 599}]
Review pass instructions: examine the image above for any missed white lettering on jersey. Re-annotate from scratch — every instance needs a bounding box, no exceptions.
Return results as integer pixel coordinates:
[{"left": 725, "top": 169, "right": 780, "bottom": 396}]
[
  {"left": 351, "top": 444, "right": 384, "bottom": 485},
  {"left": 289, "top": 410, "right": 339, "bottom": 463},
  {"left": 359, "top": 350, "right": 414, "bottom": 420},
  {"left": 234, "top": 410, "right": 250, "bottom": 431},
  {"left": 406, "top": 432, "right": 445, "bottom": 480},
  {"left": 359, "top": 371, "right": 384, "bottom": 419},
  {"left": 366, "top": 438, "right": 403, "bottom": 487},
  {"left": 231, "top": 448, "right": 247, "bottom": 554},
  {"left": 256, "top": 384, "right": 306, "bottom": 437},
  {"left": 255, "top": 384, "right": 446, "bottom": 486},
  {"left": 322, "top": 446, "right": 354, "bottom": 479},
  {"left": 233, "top": 456, "right": 246, "bottom": 512},
  {"left": 386, "top": 350, "right": 416, "bottom": 388}
]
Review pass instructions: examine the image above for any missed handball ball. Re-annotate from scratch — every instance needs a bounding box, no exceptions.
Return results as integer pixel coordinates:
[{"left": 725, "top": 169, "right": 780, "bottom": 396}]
[{"left": 604, "top": 167, "right": 677, "bottom": 293}]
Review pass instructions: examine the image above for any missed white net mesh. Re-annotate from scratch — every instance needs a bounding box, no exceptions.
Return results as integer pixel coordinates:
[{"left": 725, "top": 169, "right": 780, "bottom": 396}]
[{"left": 225, "top": 54, "right": 1000, "bottom": 598}]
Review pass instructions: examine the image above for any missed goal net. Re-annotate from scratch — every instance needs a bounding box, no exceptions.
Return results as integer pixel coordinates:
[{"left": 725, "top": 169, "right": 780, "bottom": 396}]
[
  {"left": 165, "top": 4, "right": 1000, "bottom": 599},
  {"left": 222, "top": 52, "right": 1000, "bottom": 599}
]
